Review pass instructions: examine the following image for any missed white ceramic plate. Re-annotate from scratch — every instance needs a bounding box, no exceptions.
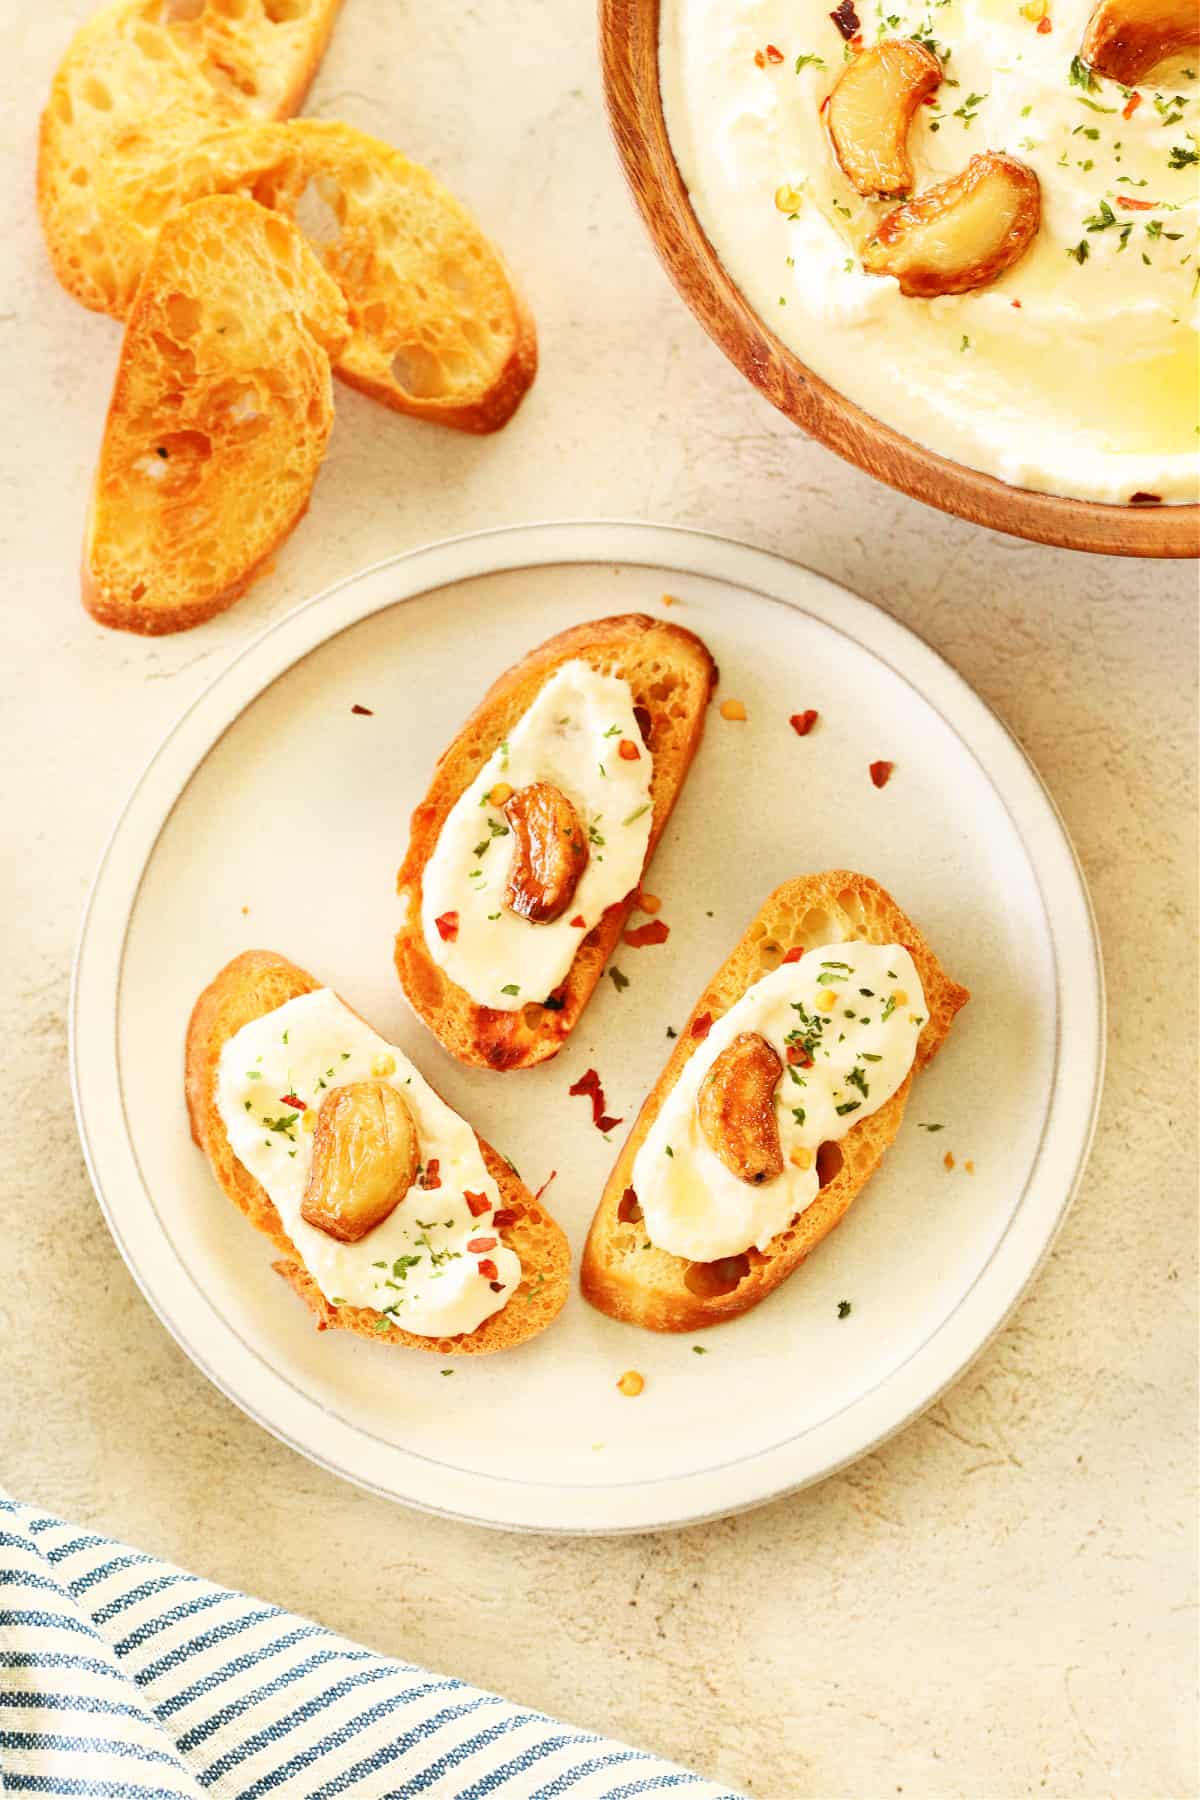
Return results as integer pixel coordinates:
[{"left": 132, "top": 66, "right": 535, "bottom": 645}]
[{"left": 71, "top": 522, "right": 1104, "bottom": 1534}]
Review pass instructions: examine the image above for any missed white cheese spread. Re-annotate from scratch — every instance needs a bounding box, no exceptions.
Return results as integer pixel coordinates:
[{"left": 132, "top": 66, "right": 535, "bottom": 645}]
[
  {"left": 660, "top": 0, "right": 1199, "bottom": 503},
  {"left": 215, "top": 988, "right": 520, "bottom": 1337},
  {"left": 634, "top": 942, "right": 926, "bottom": 1261},
  {"left": 421, "top": 661, "right": 653, "bottom": 1011}
]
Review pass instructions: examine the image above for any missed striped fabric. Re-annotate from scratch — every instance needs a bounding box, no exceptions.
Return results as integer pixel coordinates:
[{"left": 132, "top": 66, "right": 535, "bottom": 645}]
[{"left": 0, "top": 1498, "right": 744, "bottom": 1800}]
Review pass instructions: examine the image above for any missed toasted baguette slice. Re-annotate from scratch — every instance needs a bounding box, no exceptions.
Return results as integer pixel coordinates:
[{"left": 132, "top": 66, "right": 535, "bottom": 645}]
[
  {"left": 395, "top": 614, "right": 717, "bottom": 1072},
  {"left": 83, "top": 195, "right": 348, "bottom": 635},
  {"left": 186, "top": 950, "right": 570, "bottom": 1355},
  {"left": 582, "top": 872, "right": 970, "bottom": 1332},
  {"left": 94, "top": 119, "right": 537, "bottom": 432},
  {"left": 38, "top": 0, "right": 342, "bottom": 314}
]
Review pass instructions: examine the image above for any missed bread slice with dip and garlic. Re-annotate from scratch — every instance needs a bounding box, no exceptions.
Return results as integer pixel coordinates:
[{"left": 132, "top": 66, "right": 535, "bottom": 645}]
[
  {"left": 186, "top": 950, "right": 570, "bottom": 1354},
  {"left": 83, "top": 195, "right": 349, "bottom": 635},
  {"left": 581, "top": 872, "right": 969, "bottom": 1332},
  {"left": 394, "top": 614, "right": 718, "bottom": 1072}
]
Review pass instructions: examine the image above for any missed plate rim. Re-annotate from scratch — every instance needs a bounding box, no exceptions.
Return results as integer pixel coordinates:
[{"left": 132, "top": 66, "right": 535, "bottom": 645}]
[{"left": 70, "top": 520, "right": 1106, "bottom": 1534}]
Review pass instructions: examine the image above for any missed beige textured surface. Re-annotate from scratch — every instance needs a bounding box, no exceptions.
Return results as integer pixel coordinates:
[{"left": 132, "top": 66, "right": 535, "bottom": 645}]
[{"left": 1, "top": 4, "right": 1196, "bottom": 1795}]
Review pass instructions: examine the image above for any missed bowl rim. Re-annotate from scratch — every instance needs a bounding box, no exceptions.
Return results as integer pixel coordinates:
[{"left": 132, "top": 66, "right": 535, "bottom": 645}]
[{"left": 599, "top": 0, "right": 1199, "bottom": 559}]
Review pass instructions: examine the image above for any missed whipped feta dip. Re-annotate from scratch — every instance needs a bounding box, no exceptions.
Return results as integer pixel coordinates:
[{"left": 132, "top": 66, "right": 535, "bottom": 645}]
[
  {"left": 634, "top": 943, "right": 926, "bottom": 1262},
  {"left": 216, "top": 988, "right": 520, "bottom": 1337},
  {"left": 660, "top": 0, "right": 1199, "bottom": 503},
  {"left": 421, "top": 661, "right": 653, "bottom": 1012}
]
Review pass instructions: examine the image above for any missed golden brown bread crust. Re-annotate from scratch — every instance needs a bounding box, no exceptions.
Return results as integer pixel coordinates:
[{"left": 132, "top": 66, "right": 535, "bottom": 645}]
[
  {"left": 38, "top": 0, "right": 343, "bottom": 315},
  {"left": 581, "top": 872, "right": 970, "bottom": 1332},
  {"left": 83, "top": 195, "right": 348, "bottom": 636},
  {"left": 87, "top": 119, "right": 538, "bottom": 434},
  {"left": 185, "top": 949, "right": 570, "bottom": 1355},
  {"left": 394, "top": 613, "right": 717, "bottom": 1071}
]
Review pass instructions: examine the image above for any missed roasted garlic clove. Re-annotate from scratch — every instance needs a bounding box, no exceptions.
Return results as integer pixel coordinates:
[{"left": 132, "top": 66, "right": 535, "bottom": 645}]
[
  {"left": 827, "top": 39, "right": 943, "bottom": 198},
  {"left": 1080, "top": 0, "right": 1199, "bottom": 83},
  {"left": 862, "top": 152, "right": 1041, "bottom": 297},
  {"left": 300, "top": 1080, "right": 419, "bottom": 1243},
  {"left": 697, "top": 1031, "right": 784, "bottom": 1186},
  {"left": 503, "top": 781, "right": 589, "bottom": 924}
]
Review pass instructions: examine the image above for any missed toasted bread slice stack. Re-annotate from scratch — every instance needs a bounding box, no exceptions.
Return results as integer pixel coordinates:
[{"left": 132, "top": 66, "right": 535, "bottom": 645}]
[
  {"left": 96, "top": 120, "right": 538, "bottom": 432},
  {"left": 83, "top": 194, "right": 348, "bottom": 635},
  {"left": 38, "top": 0, "right": 342, "bottom": 315},
  {"left": 582, "top": 872, "right": 969, "bottom": 1331},
  {"left": 395, "top": 615, "right": 717, "bottom": 1072},
  {"left": 186, "top": 950, "right": 570, "bottom": 1355}
]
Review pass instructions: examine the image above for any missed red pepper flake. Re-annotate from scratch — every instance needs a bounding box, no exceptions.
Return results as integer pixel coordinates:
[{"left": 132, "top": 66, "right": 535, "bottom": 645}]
[
  {"left": 849, "top": 30, "right": 864, "bottom": 49},
  {"left": 617, "top": 738, "right": 641, "bottom": 761},
  {"left": 1011, "top": 298, "right": 1023, "bottom": 308},
  {"left": 434, "top": 910, "right": 459, "bottom": 942},
  {"left": 787, "top": 1042, "right": 813, "bottom": 1067},
  {"left": 569, "top": 914, "right": 586, "bottom": 928},
  {"left": 765, "top": 41, "right": 784, "bottom": 62},
  {"left": 478, "top": 1258, "right": 498, "bottom": 1281},
  {"left": 419, "top": 1158, "right": 442, "bottom": 1190},
  {"left": 1036, "top": 14, "right": 1052, "bottom": 30},
  {"left": 1117, "top": 195, "right": 1157, "bottom": 210},
  {"left": 922, "top": 90, "right": 938, "bottom": 103},
  {"left": 690, "top": 1012, "right": 713, "bottom": 1040},
  {"left": 789, "top": 709, "right": 819, "bottom": 737},
  {"left": 492, "top": 1208, "right": 516, "bottom": 1229},
  {"left": 782, "top": 946, "right": 805, "bottom": 964},
  {"left": 489, "top": 1280, "right": 505, "bottom": 1292},
  {"left": 533, "top": 1171, "right": 558, "bottom": 1204},
  {"left": 280, "top": 1093, "right": 304, "bottom": 1109},
  {"left": 568, "top": 1068, "right": 624, "bottom": 1134},
  {"left": 623, "top": 919, "right": 670, "bottom": 948},
  {"left": 468, "top": 1236, "right": 498, "bottom": 1254},
  {"left": 869, "top": 760, "right": 894, "bottom": 789},
  {"left": 819, "top": 92, "right": 831, "bottom": 116},
  {"left": 1122, "top": 90, "right": 1142, "bottom": 118},
  {"left": 350, "top": 703, "right": 374, "bottom": 716},
  {"left": 829, "top": 0, "right": 861, "bottom": 39},
  {"left": 464, "top": 1190, "right": 490, "bottom": 1217},
  {"left": 1129, "top": 491, "right": 1163, "bottom": 505},
  {"left": 754, "top": 47, "right": 766, "bottom": 66}
]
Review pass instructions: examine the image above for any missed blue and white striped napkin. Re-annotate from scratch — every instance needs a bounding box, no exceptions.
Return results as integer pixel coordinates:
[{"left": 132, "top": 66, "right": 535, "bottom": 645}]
[{"left": 0, "top": 1497, "right": 745, "bottom": 1799}]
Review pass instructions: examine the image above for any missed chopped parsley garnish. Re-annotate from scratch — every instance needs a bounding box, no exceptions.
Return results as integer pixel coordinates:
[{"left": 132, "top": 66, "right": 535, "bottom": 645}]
[
  {"left": 918, "top": 1121, "right": 945, "bottom": 1132},
  {"left": 1085, "top": 200, "right": 1116, "bottom": 231},
  {"left": 692, "top": 1344, "right": 709, "bottom": 1354},
  {"left": 816, "top": 970, "right": 844, "bottom": 986},
  {"left": 953, "top": 91, "right": 986, "bottom": 127},
  {"left": 666, "top": 1026, "right": 678, "bottom": 1038},
  {"left": 609, "top": 966, "right": 630, "bottom": 992},
  {"left": 1068, "top": 55, "right": 1098, "bottom": 92},
  {"left": 665, "top": 1145, "right": 674, "bottom": 1158},
  {"left": 245, "top": 1070, "right": 262, "bottom": 1080},
  {"left": 792, "top": 1106, "right": 806, "bottom": 1126},
  {"left": 441, "top": 1368, "right": 455, "bottom": 1376},
  {"left": 862, "top": 1052, "right": 882, "bottom": 1062},
  {"left": 588, "top": 821, "right": 605, "bottom": 847},
  {"left": 501, "top": 983, "right": 520, "bottom": 996},
  {"left": 795, "top": 51, "right": 826, "bottom": 70},
  {"left": 1168, "top": 143, "right": 1199, "bottom": 169},
  {"left": 820, "top": 960, "right": 852, "bottom": 970},
  {"left": 837, "top": 1299, "right": 852, "bottom": 1319},
  {"left": 835, "top": 1099, "right": 862, "bottom": 1117},
  {"left": 622, "top": 804, "right": 650, "bottom": 827},
  {"left": 603, "top": 723, "right": 622, "bottom": 737},
  {"left": 846, "top": 1065, "right": 870, "bottom": 1098},
  {"left": 392, "top": 1255, "right": 421, "bottom": 1279}
]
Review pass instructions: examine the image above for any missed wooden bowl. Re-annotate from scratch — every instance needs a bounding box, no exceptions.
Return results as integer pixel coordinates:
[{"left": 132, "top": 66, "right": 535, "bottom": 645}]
[{"left": 600, "top": 0, "right": 1199, "bottom": 558}]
